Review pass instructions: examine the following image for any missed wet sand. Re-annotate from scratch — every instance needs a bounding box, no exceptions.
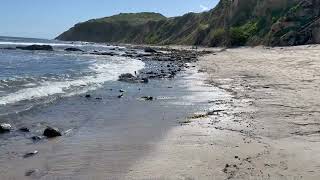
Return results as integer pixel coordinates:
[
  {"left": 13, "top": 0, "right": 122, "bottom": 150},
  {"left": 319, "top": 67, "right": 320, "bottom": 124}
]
[{"left": 126, "top": 46, "right": 320, "bottom": 179}]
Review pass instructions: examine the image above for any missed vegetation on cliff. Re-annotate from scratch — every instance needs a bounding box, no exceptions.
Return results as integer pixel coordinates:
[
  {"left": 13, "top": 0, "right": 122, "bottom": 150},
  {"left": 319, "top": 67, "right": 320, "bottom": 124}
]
[{"left": 57, "top": 0, "right": 320, "bottom": 47}]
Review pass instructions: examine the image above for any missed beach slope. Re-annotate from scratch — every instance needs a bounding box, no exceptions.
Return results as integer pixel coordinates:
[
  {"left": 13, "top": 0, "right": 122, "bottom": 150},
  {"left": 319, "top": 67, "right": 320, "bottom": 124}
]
[{"left": 126, "top": 46, "right": 320, "bottom": 180}]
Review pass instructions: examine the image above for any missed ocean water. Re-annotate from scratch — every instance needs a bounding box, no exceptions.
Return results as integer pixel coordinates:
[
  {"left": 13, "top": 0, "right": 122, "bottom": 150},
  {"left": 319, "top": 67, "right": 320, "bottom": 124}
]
[{"left": 0, "top": 36, "right": 144, "bottom": 116}]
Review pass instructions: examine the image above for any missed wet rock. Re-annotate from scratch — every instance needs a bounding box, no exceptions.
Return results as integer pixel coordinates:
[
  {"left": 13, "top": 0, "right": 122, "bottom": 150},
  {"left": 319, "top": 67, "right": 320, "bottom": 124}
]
[
  {"left": 223, "top": 164, "right": 230, "bottom": 173},
  {"left": 0, "top": 123, "right": 12, "bottom": 133},
  {"left": 118, "top": 73, "right": 142, "bottom": 83},
  {"left": 144, "top": 47, "right": 157, "bottom": 53},
  {"left": 23, "top": 150, "right": 38, "bottom": 158},
  {"left": 85, "top": 94, "right": 91, "bottom": 98},
  {"left": 119, "top": 89, "right": 125, "bottom": 93},
  {"left": 118, "top": 73, "right": 135, "bottom": 81},
  {"left": 141, "top": 78, "right": 149, "bottom": 83},
  {"left": 43, "top": 127, "right": 62, "bottom": 138},
  {"left": 25, "top": 169, "right": 40, "bottom": 177},
  {"left": 118, "top": 93, "right": 124, "bottom": 98},
  {"left": 141, "top": 96, "right": 154, "bottom": 101},
  {"left": 157, "top": 56, "right": 171, "bottom": 61},
  {"left": 207, "top": 110, "right": 224, "bottom": 115},
  {"left": 19, "top": 127, "right": 30, "bottom": 132},
  {"left": 16, "top": 45, "right": 53, "bottom": 51},
  {"left": 31, "top": 136, "right": 43, "bottom": 141},
  {"left": 91, "top": 51, "right": 117, "bottom": 56},
  {"left": 65, "top": 47, "right": 83, "bottom": 52}
]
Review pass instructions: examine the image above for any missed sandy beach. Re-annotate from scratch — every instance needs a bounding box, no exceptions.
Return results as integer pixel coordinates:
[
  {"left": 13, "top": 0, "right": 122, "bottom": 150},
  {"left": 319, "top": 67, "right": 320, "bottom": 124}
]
[{"left": 126, "top": 45, "right": 320, "bottom": 180}]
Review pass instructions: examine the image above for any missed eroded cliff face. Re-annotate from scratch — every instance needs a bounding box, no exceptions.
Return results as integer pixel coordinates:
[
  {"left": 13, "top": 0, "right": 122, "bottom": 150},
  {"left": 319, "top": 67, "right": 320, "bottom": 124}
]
[
  {"left": 225, "top": 0, "right": 320, "bottom": 46},
  {"left": 267, "top": 0, "right": 320, "bottom": 46},
  {"left": 57, "top": 0, "right": 320, "bottom": 47}
]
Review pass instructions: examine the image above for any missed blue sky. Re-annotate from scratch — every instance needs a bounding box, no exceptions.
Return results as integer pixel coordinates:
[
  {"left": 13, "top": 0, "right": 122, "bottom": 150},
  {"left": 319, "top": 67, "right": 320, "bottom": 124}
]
[{"left": 0, "top": 0, "right": 219, "bottom": 39}]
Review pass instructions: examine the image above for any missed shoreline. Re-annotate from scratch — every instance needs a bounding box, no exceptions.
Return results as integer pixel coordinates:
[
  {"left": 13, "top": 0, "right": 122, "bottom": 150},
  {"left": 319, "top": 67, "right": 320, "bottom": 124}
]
[{"left": 0, "top": 46, "right": 219, "bottom": 179}]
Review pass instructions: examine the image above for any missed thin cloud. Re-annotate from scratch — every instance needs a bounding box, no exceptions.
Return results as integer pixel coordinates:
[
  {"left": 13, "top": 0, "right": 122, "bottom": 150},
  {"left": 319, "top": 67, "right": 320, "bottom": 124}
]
[{"left": 200, "top": 5, "right": 209, "bottom": 11}]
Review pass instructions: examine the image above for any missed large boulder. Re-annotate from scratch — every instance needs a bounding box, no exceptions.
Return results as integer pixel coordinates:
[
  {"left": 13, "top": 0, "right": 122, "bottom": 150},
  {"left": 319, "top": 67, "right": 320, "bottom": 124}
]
[
  {"left": 43, "top": 127, "right": 62, "bottom": 138},
  {"left": 0, "top": 123, "right": 12, "bottom": 133},
  {"left": 16, "top": 45, "right": 53, "bottom": 51}
]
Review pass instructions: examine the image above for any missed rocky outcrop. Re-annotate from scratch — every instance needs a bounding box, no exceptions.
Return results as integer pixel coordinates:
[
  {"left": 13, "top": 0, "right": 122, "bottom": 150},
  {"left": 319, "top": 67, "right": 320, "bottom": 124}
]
[{"left": 16, "top": 45, "right": 53, "bottom": 51}]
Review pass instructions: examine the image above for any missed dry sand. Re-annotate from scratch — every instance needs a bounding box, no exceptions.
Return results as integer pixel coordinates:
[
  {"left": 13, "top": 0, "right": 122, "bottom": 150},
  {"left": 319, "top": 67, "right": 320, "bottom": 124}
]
[{"left": 125, "top": 45, "right": 320, "bottom": 180}]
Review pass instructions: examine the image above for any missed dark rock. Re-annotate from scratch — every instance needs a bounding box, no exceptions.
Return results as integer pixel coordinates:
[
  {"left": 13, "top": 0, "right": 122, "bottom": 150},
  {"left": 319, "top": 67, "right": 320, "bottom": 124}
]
[
  {"left": 19, "top": 127, "right": 30, "bottom": 132},
  {"left": 207, "top": 110, "right": 224, "bottom": 115},
  {"left": 23, "top": 150, "right": 38, "bottom": 158},
  {"left": 119, "top": 73, "right": 135, "bottom": 79},
  {"left": 144, "top": 47, "right": 157, "bottom": 53},
  {"left": 1, "top": 47, "right": 16, "bottom": 50},
  {"left": 168, "top": 74, "right": 174, "bottom": 78},
  {"left": 119, "top": 89, "right": 125, "bottom": 93},
  {"left": 65, "top": 47, "right": 84, "bottom": 52},
  {"left": 118, "top": 73, "right": 139, "bottom": 83},
  {"left": 141, "top": 78, "right": 149, "bottom": 83},
  {"left": 25, "top": 169, "right": 40, "bottom": 177},
  {"left": 0, "top": 123, "right": 12, "bottom": 133},
  {"left": 141, "top": 96, "right": 154, "bottom": 101},
  {"left": 91, "top": 51, "right": 117, "bottom": 56},
  {"left": 31, "top": 136, "right": 43, "bottom": 141},
  {"left": 85, "top": 94, "right": 91, "bottom": 98},
  {"left": 16, "top": 45, "right": 53, "bottom": 51},
  {"left": 43, "top": 127, "right": 62, "bottom": 138},
  {"left": 118, "top": 93, "right": 124, "bottom": 98}
]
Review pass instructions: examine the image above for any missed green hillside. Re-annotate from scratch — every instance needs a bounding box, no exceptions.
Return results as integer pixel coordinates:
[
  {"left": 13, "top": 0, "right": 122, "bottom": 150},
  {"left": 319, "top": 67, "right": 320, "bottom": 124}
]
[{"left": 57, "top": 0, "right": 320, "bottom": 47}]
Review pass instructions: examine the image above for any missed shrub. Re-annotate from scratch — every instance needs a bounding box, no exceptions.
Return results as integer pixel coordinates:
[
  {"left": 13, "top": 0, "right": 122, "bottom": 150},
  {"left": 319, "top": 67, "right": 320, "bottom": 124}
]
[
  {"left": 209, "top": 28, "right": 226, "bottom": 46},
  {"left": 230, "top": 21, "right": 258, "bottom": 46}
]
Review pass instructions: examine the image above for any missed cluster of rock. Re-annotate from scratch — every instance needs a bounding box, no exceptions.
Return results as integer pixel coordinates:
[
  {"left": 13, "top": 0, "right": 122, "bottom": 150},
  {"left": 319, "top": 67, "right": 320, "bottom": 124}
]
[
  {"left": 118, "top": 73, "right": 148, "bottom": 83},
  {"left": 1, "top": 123, "right": 62, "bottom": 139}
]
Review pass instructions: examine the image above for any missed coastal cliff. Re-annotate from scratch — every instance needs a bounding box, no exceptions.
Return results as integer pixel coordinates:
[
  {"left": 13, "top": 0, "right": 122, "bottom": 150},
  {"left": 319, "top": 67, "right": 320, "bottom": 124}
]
[{"left": 57, "top": 0, "right": 320, "bottom": 46}]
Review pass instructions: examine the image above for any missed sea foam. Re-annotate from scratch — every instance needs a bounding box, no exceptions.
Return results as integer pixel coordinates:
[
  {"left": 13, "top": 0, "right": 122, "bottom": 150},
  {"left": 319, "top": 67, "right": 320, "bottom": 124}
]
[{"left": 0, "top": 56, "right": 144, "bottom": 105}]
